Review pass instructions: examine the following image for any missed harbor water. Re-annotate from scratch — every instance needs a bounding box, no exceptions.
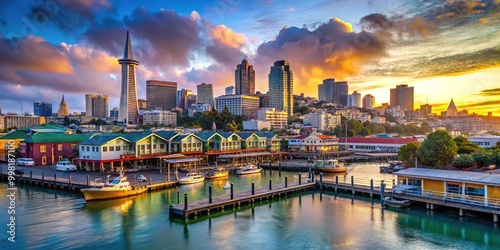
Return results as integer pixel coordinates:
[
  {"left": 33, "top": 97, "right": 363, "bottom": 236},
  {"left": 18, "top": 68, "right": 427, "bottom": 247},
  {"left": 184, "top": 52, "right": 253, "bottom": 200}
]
[{"left": 1, "top": 162, "right": 499, "bottom": 249}]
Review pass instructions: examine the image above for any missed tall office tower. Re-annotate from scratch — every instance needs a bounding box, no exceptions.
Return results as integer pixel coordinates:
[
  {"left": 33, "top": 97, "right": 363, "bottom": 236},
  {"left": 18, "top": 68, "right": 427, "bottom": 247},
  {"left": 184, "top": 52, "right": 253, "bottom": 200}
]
[
  {"left": 268, "top": 60, "right": 293, "bottom": 117},
  {"left": 347, "top": 91, "right": 361, "bottom": 108},
  {"left": 57, "top": 95, "right": 69, "bottom": 118},
  {"left": 137, "top": 99, "right": 147, "bottom": 110},
  {"left": 225, "top": 85, "right": 234, "bottom": 95},
  {"left": 110, "top": 107, "right": 119, "bottom": 119},
  {"left": 146, "top": 80, "right": 177, "bottom": 110},
  {"left": 362, "top": 94, "right": 375, "bottom": 110},
  {"left": 389, "top": 84, "right": 414, "bottom": 111},
  {"left": 176, "top": 89, "right": 193, "bottom": 110},
  {"left": 317, "top": 78, "right": 348, "bottom": 106},
  {"left": 85, "top": 94, "right": 109, "bottom": 118},
  {"left": 420, "top": 104, "right": 432, "bottom": 117},
  {"left": 235, "top": 59, "right": 255, "bottom": 95},
  {"left": 33, "top": 101, "right": 52, "bottom": 117},
  {"left": 118, "top": 31, "right": 139, "bottom": 124},
  {"left": 197, "top": 83, "right": 214, "bottom": 107}
]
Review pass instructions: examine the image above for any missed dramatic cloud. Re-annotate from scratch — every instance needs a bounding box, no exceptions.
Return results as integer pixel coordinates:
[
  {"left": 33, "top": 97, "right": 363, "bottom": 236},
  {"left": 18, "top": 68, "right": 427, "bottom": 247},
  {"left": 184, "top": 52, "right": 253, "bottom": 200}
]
[
  {"left": 477, "top": 88, "right": 500, "bottom": 96},
  {"left": 254, "top": 18, "right": 387, "bottom": 94}
]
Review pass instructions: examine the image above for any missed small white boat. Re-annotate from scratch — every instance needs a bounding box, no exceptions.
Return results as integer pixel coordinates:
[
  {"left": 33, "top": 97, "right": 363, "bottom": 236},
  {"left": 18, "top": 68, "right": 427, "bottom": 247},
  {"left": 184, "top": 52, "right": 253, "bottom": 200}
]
[
  {"left": 383, "top": 196, "right": 412, "bottom": 208},
  {"left": 316, "top": 159, "right": 347, "bottom": 173},
  {"left": 223, "top": 181, "right": 232, "bottom": 189},
  {"left": 236, "top": 164, "right": 262, "bottom": 175},
  {"left": 178, "top": 173, "right": 205, "bottom": 185}
]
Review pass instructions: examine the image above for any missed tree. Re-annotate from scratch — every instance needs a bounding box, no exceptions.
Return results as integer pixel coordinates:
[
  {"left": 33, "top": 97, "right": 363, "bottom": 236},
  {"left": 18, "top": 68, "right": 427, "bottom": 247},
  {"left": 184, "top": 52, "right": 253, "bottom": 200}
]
[
  {"left": 471, "top": 150, "right": 495, "bottom": 167},
  {"left": 452, "top": 154, "right": 475, "bottom": 169},
  {"left": 226, "top": 120, "right": 240, "bottom": 132},
  {"left": 398, "top": 141, "right": 421, "bottom": 168},
  {"left": 418, "top": 130, "right": 458, "bottom": 168},
  {"left": 453, "top": 136, "right": 480, "bottom": 154},
  {"left": 63, "top": 116, "right": 70, "bottom": 126},
  {"left": 359, "top": 127, "right": 371, "bottom": 136}
]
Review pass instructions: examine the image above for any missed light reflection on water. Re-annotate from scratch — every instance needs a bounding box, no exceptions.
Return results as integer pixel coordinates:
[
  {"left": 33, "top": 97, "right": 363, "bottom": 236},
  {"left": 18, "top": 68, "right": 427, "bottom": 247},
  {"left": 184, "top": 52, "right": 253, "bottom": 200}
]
[{"left": 0, "top": 163, "right": 498, "bottom": 250}]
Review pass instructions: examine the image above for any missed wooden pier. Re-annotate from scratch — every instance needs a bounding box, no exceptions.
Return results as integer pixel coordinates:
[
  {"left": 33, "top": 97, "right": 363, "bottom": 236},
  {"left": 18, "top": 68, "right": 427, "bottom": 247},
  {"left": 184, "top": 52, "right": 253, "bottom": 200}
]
[{"left": 169, "top": 178, "right": 316, "bottom": 220}]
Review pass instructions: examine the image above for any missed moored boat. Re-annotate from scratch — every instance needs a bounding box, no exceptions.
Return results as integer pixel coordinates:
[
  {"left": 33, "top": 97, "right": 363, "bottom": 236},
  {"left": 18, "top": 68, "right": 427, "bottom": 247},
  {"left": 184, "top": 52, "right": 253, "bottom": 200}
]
[
  {"left": 380, "top": 160, "right": 405, "bottom": 173},
  {"left": 204, "top": 167, "right": 229, "bottom": 179},
  {"left": 178, "top": 172, "right": 205, "bottom": 185},
  {"left": 316, "top": 159, "right": 347, "bottom": 173},
  {"left": 383, "top": 196, "right": 412, "bottom": 208},
  {"left": 236, "top": 164, "right": 262, "bottom": 175},
  {"left": 81, "top": 173, "right": 148, "bottom": 202}
]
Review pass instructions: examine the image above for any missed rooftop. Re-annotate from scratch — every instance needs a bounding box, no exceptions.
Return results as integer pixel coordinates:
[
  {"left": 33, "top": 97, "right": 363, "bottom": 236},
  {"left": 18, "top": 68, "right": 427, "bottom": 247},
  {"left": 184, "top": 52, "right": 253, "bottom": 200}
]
[{"left": 395, "top": 168, "right": 500, "bottom": 186}]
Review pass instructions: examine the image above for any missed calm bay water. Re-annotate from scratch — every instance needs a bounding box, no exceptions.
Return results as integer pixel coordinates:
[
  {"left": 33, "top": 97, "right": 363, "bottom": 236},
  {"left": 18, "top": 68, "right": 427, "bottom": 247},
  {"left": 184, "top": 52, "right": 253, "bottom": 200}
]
[{"left": 1, "top": 163, "right": 498, "bottom": 250}]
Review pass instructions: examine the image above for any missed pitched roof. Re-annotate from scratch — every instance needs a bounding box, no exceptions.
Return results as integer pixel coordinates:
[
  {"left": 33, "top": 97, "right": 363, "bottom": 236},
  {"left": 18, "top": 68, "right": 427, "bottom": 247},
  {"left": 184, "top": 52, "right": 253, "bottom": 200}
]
[
  {"left": 120, "top": 132, "right": 153, "bottom": 142},
  {"left": 195, "top": 131, "right": 220, "bottom": 140},
  {"left": 395, "top": 168, "right": 500, "bottom": 185},
  {"left": 172, "top": 133, "right": 202, "bottom": 142},
  {"left": 218, "top": 132, "right": 241, "bottom": 140},
  {"left": 23, "top": 133, "right": 93, "bottom": 143},
  {"left": 0, "top": 131, "right": 29, "bottom": 140},
  {"left": 80, "top": 134, "right": 127, "bottom": 146},
  {"left": 237, "top": 132, "right": 256, "bottom": 140},
  {"left": 154, "top": 131, "right": 180, "bottom": 141},
  {"left": 255, "top": 132, "right": 278, "bottom": 139}
]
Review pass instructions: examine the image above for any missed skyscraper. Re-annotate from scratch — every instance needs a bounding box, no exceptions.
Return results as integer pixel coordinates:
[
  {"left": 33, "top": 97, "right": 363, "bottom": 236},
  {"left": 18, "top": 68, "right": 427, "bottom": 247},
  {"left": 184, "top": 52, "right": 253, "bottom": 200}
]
[
  {"left": 362, "top": 94, "right": 375, "bottom": 110},
  {"left": 176, "top": 89, "right": 193, "bottom": 110},
  {"left": 85, "top": 94, "right": 109, "bottom": 118},
  {"left": 347, "top": 91, "right": 361, "bottom": 108},
  {"left": 318, "top": 78, "right": 348, "bottom": 106},
  {"left": 146, "top": 80, "right": 177, "bottom": 110},
  {"left": 197, "top": 83, "right": 214, "bottom": 107},
  {"left": 235, "top": 59, "right": 255, "bottom": 95},
  {"left": 118, "top": 31, "right": 139, "bottom": 124},
  {"left": 390, "top": 84, "right": 414, "bottom": 111},
  {"left": 33, "top": 101, "right": 52, "bottom": 117},
  {"left": 225, "top": 85, "right": 234, "bottom": 95},
  {"left": 57, "top": 95, "right": 69, "bottom": 118},
  {"left": 268, "top": 60, "right": 293, "bottom": 117}
]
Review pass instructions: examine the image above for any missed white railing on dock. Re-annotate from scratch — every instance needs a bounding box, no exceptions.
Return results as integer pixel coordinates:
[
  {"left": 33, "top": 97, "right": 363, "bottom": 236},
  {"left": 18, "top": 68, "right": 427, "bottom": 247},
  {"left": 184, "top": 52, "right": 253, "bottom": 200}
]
[{"left": 397, "top": 189, "right": 500, "bottom": 210}]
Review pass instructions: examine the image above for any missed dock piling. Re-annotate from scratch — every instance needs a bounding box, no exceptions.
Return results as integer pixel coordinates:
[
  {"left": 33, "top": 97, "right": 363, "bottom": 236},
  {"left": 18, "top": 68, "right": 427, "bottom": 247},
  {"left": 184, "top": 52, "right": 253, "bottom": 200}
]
[
  {"left": 149, "top": 177, "right": 153, "bottom": 185},
  {"left": 209, "top": 186, "right": 212, "bottom": 204},
  {"left": 308, "top": 166, "right": 311, "bottom": 179},
  {"left": 370, "top": 179, "right": 373, "bottom": 198},
  {"left": 252, "top": 183, "right": 255, "bottom": 195},
  {"left": 177, "top": 191, "right": 180, "bottom": 204},
  {"left": 269, "top": 179, "right": 272, "bottom": 190},
  {"left": 184, "top": 194, "right": 188, "bottom": 210},
  {"left": 311, "top": 172, "right": 315, "bottom": 182},
  {"left": 299, "top": 173, "right": 302, "bottom": 185},
  {"left": 230, "top": 183, "right": 234, "bottom": 200},
  {"left": 351, "top": 176, "right": 354, "bottom": 195},
  {"left": 459, "top": 208, "right": 464, "bottom": 217},
  {"left": 285, "top": 176, "right": 288, "bottom": 188},
  {"left": 320, "top": 173, "right": 323, "bottom": 189},
  {"left": 54, "top": 173, "right": 56, "bottom": 184},
  {"left": 381, "top": 181, "right": 385, "bottom": 206},
  {"left": 494, "top": 214, "right": 498, "bottom": 223},
  {"left": 279, "top": 162, "right": 282, "bottom": 177},
  {"left": 69, "top": 174, "right": 72, "bottom": 187},
  {"left": 335, "top": 175, "right": 338, "bottom": 192}
]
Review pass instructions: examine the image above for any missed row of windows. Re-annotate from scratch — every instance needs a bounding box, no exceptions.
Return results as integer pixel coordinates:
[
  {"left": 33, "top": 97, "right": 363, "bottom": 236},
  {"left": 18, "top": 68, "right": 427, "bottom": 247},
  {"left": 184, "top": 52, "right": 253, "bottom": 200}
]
[
  {"left": 40, "top": 144, "right": 63, "bottom": 153},
  {"left": 447, "top": 184, "right": 485, "bottom": 196}
]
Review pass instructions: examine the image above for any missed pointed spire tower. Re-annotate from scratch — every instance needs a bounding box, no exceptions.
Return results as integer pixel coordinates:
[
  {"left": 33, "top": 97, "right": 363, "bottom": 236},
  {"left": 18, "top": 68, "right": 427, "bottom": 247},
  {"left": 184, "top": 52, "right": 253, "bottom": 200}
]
[
  {"left": 446, "top": 98, "right": 458, "bottom": 117},
  {"left": 118, "top": 30, "right": 140, "bottom": 125},
  {"left": 57, "top": 95, "right": 69, "bottom": 118}
]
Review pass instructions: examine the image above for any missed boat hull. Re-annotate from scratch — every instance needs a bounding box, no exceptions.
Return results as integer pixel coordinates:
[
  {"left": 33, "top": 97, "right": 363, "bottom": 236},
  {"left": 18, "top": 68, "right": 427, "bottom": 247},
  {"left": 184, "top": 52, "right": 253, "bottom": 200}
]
[
  {"left": 204, "top": 172, "right": 229, "bottom": 179},
  {"left": 384, "top": 197, "right": 412, "bottom": 208},
  {"left": 81, "top": 187, "right": 148, "bottom": 202},
  {"left": 178, "top": 178, "right": 205, "bottom": 185},
  {"left": 317, "top": 167, "right": 347, "bottom": 173},
  {"left": 237, "top": 169, "right": 262, "bottom": 175}
]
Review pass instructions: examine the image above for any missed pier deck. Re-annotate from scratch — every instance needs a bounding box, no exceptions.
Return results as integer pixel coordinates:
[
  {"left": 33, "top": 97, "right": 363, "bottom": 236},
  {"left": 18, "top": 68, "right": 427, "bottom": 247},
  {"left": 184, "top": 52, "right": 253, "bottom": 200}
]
[{"left": 170, "top": 179, "right": 316, "bottom": 220}]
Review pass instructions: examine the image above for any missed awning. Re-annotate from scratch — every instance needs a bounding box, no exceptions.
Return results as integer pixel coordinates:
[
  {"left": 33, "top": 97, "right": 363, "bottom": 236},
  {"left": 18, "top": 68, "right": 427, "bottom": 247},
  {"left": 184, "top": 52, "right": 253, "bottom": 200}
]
[
  {"left": 164, "top": 158, "right": 200, "bottom": 164},
  {"left": 217, "top": 152, "right": 271, "bottom": 159}
]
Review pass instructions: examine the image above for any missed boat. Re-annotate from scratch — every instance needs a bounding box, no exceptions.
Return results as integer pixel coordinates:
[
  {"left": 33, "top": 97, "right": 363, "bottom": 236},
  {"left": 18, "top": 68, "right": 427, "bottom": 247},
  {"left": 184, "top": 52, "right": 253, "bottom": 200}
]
[
  {"left": 204, "top": 167, "right": 229, "bottom": 179},
  {"left": 236, "top": 164, "right": 262, "bottom": 175},
  {"left": 380, "top": 160, "right": 405, "bottom": 173},
  {"left": 383, "top": 196, "right": 412, "bottom": 208},
  {"left": 223, "top": 181, "right": 232, "bottom": 189},
  {"left": 80, "top": 172, "right": 148, "bottom": 202},
  {"left": 178, "top": 172, "right": 205, "bottom": 185},
  {"left": 316, "top": 159, "right": 347, "bottom": 173}
]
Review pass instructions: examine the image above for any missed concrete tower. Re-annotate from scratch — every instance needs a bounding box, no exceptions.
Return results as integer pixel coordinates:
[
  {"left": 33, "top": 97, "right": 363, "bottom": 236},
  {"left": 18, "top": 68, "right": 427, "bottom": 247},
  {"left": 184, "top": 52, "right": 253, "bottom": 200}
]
[
  {"left": 268, "top": 60, "right": 293, "bottom": 117},
  {"left": 118, "top": 31, "right": 139, "bottom": 124},
  {"left": 235, "top": 59, "right": 255, "bottom": 95}
]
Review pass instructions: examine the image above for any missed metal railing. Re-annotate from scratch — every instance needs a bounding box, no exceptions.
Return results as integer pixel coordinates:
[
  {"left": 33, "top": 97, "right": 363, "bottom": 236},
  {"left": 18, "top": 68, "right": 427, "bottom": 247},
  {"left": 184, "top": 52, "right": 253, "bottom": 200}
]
[{"left": 397, "top": 188, "right": 500, "bottom": 210}]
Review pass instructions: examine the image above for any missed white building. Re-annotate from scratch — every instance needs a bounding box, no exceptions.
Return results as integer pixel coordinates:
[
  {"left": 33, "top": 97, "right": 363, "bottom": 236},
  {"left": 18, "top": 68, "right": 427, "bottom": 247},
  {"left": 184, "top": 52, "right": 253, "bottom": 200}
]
[
  {"left": 303, "top": 111, "right": 341, "bottom": 131},
  {"left": 347, "top": 91, "right": 361, "bottom": 108},
  {"left": 288, "top": 134, "right": 339, "bottom": 153},
  {"left": 188, "top": 103, "right": 212, "bottom": 117},
  {"left": 256, "top": 108, "right": 288, "bottom": 129},
  {"left": 468, "top": 135, "right": 500, "bottom": 148},
  {"left": 215, "top": 95, "right": 260, "bottom": 119},
  {"left": 243, "top": 120, "right": 271, "bottom": 131},
  {"left": 362, "top": 94, "right": 375, "bottom": 110},
  {"left": 142, "top": 110, "right": 177, "bottom": 126}
]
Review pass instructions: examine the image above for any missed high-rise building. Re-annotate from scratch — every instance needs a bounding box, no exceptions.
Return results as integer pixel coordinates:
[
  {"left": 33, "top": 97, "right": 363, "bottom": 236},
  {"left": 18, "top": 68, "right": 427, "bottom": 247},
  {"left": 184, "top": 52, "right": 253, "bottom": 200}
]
[
  {"left": 254, "top": 91, "right": 269, "bottom": 108},
  {"left": 85, "top": 94, "right": 108, "bottom": 118},
  {"left": 347, "top": 91, "right": 361, "bottom": 108},
  {"left": 256, "top": 108, "right": 288, "bottom": 129},
  {"left": 215, "top": 95, "right": 260, "bottom": 119},
  {"left": 33, "top": 102, "right": 52, "bottom": 117},
  {"left": 362, "top": 94, "right": 375, "bottom": 110},
  {"left": 420, "top": 104, "right": 432, "bottom": 116},
  {"left": 318, "top": 78, "right": 348, "bottom": 106},
  {"left": 390, "top": 84, "right": 414, "bottom": 111},
  {"left": 197, "top": 83, "right": 214, "bottom": 107},
  {"left": 225, "top": 85, "right": 234, "bottom": 95},
  {"left": 268, "top": 60, "right": 293, "bottom": 117},
  {"left": 146, "top": 80, "right": 177, "bottom": 111},
  {"left": 177, "top": 89, "right": 193, "bottom": 110},
  {"left": 235, "top": 59, "right": 255, "bottom": 95},
  {"left": 57, "top": 95, "right": 69, "bottom": 118},
  {"left": 118, "top": 31, "right": 139, "bottom": 124},
  {"left": 303, "top": 111, "right": 341, "bottom": 131},
  {"left": 110, "top": 107, "right": 119, "bottom": 119},
  {"left": 137, "top": 99, "right": 147, "bottom": 110}
]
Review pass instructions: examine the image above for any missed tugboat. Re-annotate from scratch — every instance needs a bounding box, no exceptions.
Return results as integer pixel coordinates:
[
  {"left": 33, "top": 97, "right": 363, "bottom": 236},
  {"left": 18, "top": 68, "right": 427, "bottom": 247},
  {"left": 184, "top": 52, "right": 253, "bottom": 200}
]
[{"left": 81, "top": 172, "right": 148, "bottom": 202}]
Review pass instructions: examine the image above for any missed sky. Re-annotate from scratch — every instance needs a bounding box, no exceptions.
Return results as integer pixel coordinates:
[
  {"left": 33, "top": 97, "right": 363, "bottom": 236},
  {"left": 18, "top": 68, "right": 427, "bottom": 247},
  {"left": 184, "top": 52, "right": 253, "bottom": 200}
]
[{"left": 0, "top": 0, "right": 499, "bottom": 115}]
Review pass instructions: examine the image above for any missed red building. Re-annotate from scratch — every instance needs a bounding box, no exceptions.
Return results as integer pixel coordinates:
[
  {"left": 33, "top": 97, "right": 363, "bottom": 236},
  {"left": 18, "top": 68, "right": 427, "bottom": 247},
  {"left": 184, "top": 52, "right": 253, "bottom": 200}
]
[{"left": 19, "top": 133, "right": 92, "bottom": 165}]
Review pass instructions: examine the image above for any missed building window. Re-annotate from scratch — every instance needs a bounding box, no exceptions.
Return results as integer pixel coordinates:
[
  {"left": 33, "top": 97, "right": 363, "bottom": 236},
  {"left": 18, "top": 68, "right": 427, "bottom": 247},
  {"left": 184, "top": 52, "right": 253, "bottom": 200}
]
[
  {"left": 447, "top": 184, "right": 462, "bottom": 194},
  {"left": 81, "top": 146, "right": 85, "bottom": 151},
  {"left": 109, "top": 146, "right": 114, "bottom": 151},
  {"left": 40, "top": 145, "right": 46, "bottom": 153},
  {"left": 92, "top": 147, "right": 95, "bottom": 152},
  {"left": 123, "top": 145, "right": 128, "bottom": 151},
  {"left": 115, "top": 146, "right": 121, "bottom": 151},
  {"left": 86, "top": 146, "right": 90, "bottom": 151},
  {"left": 71, "top": 144, "right": 77, "bottom": 150},
  {"left": 58, "top": 144, "right": 62, "bottom": 151},
  {"left": 103, "top": 147, "right": 107, "bottom": 152},
  {"left": 466, "top": 187, "right": 485, "bottom": 196},
  {"left": 160, "top": 144, "right": 165, "bottom": 149},
  {"left": 153, "top": 144, "right": 157, "bottom": 150}
]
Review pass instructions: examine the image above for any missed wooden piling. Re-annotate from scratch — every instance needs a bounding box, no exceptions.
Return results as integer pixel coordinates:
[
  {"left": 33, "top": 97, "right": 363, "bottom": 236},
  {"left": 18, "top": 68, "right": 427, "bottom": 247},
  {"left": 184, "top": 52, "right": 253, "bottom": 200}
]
[
  {"left": 184, "top": 194, "right": 188, "bottom": 211},
  {"left": 230, "top": 183, "right": 234, "bottom": 200},
  {"left": 370, "top": 179, "right": 373, "bottom": 198},
  {"left": 285, "top": 176, "right": 288, "bottom": 188},
  {"left": 351, "top": 176, "right": 354, "bottom": 195},
  {"left": 279, "top": 162, "right": 282, "bottom": 177},
  {"left": 269, "top": 179, "right": 272, "bottom": 190},
  {"left": 177, "top": 191, "right": 180, "bottom": 204},
  {"left": 252, "top": 183, "right": 255, "bottom": 195},
  {"left": 209, "top": 186, "right": 212, "bottom": 204},
  {"left": 335, "top": 175, "right": 338, "bottom": 192},
  {"left": 299, "top": 173, "right": 302, "bottom": 185}
]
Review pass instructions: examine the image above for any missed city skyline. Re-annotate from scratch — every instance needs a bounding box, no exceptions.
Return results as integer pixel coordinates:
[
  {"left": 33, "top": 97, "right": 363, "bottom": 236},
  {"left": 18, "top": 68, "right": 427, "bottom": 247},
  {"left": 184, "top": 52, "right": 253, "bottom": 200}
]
[{"left": 0, "top": 1, "right": 499, "bottom": 115}]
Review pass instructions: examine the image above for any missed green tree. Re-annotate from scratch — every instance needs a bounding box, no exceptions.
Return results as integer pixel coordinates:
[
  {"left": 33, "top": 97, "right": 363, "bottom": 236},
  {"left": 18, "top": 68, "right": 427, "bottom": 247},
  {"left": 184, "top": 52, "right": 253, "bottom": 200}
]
[
  {"left": 226, "top": 120, "right": 240, "bottom": 132},
  {"left": 359, "top": 127, "right": 371, "bottom": 136},
  {"left": 63, "top": 116, "right": 70, "bottom": 126},
  {"left": 398, "top": 141, "right": 421, "bottom": 168},
  {"left": 472, "top": 150, "right": 495, "bottom": 167},
  {"left": 221, "top": 107, "right": 233, "bottom": 125},
  {"left": 453, "top": 136, "right": 480, "bottom": 154},
  {"left": 418, "top": 130, "right": 458, "bottom": 168},
  {"left": 452, "top": 154, "right": 475, "bottom": 169},
  {"left": 280, "top": 139, "right": 288, "bottom": 151}
]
